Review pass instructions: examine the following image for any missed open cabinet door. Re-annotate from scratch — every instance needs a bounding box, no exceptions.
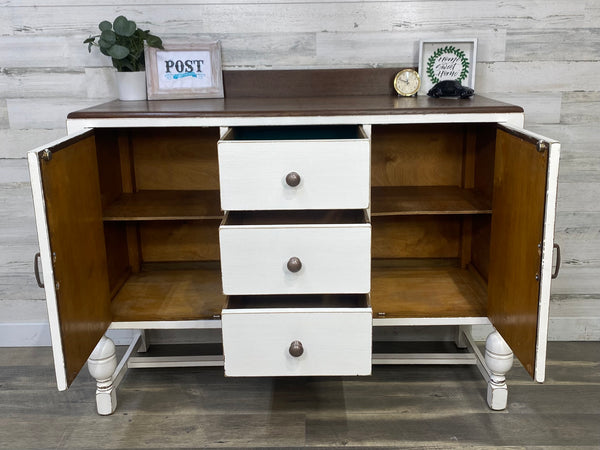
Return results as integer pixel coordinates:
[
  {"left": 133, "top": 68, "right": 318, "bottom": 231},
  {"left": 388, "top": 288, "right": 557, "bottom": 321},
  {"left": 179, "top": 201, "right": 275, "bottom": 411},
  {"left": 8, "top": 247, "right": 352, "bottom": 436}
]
[
  {"left": 489, "top": 124, "right": 560, "bottom": 382},
  {"left": 28, "top": 130, "right": 111, "bottom": 390}
]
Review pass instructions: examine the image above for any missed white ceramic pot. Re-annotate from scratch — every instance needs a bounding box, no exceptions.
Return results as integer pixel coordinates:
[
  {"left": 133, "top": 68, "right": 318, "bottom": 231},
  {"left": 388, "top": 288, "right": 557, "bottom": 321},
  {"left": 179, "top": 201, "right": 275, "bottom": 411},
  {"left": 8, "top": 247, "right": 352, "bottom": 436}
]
[{"left": 116, "top": 71, "right": 147, "bottom": 101}]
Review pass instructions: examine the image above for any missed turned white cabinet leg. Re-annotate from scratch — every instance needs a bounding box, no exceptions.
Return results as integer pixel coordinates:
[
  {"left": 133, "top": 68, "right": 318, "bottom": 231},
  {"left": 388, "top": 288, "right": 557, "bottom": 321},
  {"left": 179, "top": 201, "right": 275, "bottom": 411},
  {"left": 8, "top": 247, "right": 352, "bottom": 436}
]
[
  {"left": 88, "top": 336, "right": 118, "bottom": 415},
  {"left": 484, "top": 331, "right": 514, "bottom": 411}
]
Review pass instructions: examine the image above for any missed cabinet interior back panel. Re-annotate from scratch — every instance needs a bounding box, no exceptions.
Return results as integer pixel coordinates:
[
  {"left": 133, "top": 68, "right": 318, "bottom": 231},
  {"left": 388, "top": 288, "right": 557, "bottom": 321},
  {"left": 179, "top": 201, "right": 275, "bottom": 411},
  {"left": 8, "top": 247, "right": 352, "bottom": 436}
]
[
  {"left": 103, "top": 222, "right": 131, "bottom": 293},
  {"left": 371, "top": 216, "right": 461, "bottom": 259},
  {"left": 471, "top": 215, "right": 492, "bottom": 282},
  {"left": 139, "top": 221, "right": 222, "bottom": 262},
  {"left": 474, "top": 125, "right": 497, "bottom": 200},
  {"left": 132, "top": 128, "right": 220, "bottom": 191},
  {"left": 94, "top": 129, "right": 124, "bottom": 209},
  {"left": 371, "top": 124, "right": 465, "bottom": 187}
]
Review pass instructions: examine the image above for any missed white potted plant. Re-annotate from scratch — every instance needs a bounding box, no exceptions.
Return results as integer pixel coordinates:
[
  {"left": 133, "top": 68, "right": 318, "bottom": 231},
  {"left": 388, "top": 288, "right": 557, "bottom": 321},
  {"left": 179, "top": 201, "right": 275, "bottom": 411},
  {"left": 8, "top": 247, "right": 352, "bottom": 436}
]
[{"left": 84, "top": 16, "right": 163, "bottom": 101}]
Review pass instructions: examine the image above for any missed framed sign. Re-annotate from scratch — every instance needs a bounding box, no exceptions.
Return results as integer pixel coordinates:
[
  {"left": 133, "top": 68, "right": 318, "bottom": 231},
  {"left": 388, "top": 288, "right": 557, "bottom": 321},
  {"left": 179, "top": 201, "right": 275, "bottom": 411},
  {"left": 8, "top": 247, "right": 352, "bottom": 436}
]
[
  {"left": 418, "top": 39, "right": 477, "bottom": 95},
  {"left": 145, "top": 42, "right": 224, "bottom": 100}
]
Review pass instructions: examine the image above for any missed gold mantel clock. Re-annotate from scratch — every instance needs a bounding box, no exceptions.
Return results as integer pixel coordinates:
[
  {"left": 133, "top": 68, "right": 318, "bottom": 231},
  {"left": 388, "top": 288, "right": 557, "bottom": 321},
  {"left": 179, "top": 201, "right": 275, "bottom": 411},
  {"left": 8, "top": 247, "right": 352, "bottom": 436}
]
[{"left": 393, "top": 69, "right": 421, "bottom": 97}]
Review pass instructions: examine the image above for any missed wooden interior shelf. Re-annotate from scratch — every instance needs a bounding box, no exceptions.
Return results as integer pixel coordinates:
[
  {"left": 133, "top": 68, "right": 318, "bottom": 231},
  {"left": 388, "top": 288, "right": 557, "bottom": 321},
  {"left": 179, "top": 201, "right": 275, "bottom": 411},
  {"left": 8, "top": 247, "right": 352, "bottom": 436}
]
[
  {"left": 371, "top": 186, "right": 492, "bottom": 216},
  {"left": 370, "top": 259, "right": 487, "bottom": 319},
  {"left": 111, "top": 262, "right": 224, "bottom": 322},
  {"left": 103, "top": 190, "right": 223, "bottom": 221}
]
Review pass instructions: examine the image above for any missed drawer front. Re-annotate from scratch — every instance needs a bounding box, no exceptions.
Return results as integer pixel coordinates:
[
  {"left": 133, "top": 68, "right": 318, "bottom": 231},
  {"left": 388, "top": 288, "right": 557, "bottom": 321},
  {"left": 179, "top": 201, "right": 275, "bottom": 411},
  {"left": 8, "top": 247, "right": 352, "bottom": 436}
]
[
  {"left": 222, "top": 305, "right": 372, "bottom": 376},
  {"left": 219, "top": 224, "right": 371, "bottom": 295},
  {"left": 218, "top": 136, "right": 370, "bottom": 210}
]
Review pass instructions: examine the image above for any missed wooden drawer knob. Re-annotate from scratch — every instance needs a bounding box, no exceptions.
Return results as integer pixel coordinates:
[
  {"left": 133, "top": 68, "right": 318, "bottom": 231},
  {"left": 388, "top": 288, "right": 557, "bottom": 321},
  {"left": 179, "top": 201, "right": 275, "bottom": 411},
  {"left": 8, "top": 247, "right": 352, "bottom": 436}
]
[
  {"left": 289, "top": 340, "right": 304, "bottom": 357},
  {"left": 285, "top": 171, "right": 301, "bottom": 187},
  {"left": 287, "top": 257, "right": 302, "bottom": 273}
]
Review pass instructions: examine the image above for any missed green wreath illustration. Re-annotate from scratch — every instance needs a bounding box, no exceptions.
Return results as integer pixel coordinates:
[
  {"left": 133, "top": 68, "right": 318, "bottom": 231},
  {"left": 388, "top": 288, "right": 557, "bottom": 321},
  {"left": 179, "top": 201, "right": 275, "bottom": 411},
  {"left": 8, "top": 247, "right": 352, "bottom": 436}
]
[{"left": 426, "top": 45, "right": 469, "bottom": 84}]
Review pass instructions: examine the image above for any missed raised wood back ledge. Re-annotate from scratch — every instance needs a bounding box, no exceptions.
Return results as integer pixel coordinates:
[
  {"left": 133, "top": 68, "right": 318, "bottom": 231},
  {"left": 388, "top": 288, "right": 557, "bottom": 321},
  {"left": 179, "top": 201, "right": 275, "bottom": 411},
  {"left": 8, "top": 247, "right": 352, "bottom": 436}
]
[
  {"left": 67, "top": 69, "right": 523, "bottom": 120},
  {"left": 223, "top": 68, "right": 403, "bottom": 98}
]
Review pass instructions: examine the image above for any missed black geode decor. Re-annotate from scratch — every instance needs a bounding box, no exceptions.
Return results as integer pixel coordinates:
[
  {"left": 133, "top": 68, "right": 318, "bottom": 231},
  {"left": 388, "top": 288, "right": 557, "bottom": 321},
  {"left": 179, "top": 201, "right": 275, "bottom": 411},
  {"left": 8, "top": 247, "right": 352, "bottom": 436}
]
[{"left": 427, "top": 80, "right": 474, "bottom": 99}]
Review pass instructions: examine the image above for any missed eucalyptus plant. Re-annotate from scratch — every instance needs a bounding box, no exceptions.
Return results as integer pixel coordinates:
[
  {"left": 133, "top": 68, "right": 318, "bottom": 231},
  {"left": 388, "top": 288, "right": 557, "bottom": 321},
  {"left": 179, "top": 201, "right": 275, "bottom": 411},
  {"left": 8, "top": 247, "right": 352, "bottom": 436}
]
[{"left": 84, "top": 16, "right": 163, "bottom": 72}]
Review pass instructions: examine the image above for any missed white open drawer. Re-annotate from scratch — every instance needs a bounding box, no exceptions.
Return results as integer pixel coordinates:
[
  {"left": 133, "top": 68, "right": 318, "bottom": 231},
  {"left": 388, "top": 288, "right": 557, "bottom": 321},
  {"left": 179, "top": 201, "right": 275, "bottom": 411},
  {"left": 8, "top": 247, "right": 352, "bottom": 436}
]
[
  {"left": 219, "top": 210, "right": 371, "bottom": 295},
  {"left": 222, "top": 294, "right": 372, "bottom": 377},
  {"left": 218, "top": 125, "right": 370, "bottom": 211}
]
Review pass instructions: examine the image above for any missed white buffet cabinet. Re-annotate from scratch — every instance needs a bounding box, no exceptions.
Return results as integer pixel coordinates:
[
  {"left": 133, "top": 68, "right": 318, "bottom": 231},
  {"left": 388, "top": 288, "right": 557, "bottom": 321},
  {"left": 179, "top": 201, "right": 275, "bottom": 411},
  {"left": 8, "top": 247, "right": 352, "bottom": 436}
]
[{"left": 27, "top": 69, "right": 560, "bottom": 414}]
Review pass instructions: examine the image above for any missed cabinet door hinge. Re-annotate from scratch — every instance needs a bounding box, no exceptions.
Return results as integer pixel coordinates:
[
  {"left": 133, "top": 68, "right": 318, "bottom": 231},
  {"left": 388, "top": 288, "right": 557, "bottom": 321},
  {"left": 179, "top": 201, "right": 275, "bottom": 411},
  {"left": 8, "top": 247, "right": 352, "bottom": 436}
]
[
  {"left": 40, "top": 149, "right": 52, "bottom": 161},
  {"left": 536, "top": 140, "right": 548, "bottom": 153}
]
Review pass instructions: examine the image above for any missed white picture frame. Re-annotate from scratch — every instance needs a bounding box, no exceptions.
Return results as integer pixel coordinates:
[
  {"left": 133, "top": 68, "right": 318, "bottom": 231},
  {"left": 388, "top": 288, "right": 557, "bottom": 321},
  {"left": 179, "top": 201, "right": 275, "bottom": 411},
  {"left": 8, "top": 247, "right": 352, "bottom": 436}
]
[
  {"left": 145, "top": 42, "right": 224, "bottom": 100},
  {"left": 418, "top": 39, "right": 477, "bottom": 95}
]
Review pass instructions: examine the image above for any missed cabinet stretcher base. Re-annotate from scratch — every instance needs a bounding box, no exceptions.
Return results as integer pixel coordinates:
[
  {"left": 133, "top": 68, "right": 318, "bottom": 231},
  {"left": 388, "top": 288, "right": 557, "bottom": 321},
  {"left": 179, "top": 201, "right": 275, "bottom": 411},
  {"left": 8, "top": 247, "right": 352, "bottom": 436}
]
[{"left": 92, "top": 325, "right": 513, "bottom": 415}]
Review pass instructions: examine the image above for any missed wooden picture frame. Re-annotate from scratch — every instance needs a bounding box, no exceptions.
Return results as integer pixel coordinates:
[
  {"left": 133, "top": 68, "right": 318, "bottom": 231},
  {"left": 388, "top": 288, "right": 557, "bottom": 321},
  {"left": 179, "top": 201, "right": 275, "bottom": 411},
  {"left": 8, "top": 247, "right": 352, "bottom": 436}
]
[
  {"left": 145, "top": 42, "right": 224, "bottom": 100},
  {"left": 418, "top": 39, "right": 477, "bottom": 95}
]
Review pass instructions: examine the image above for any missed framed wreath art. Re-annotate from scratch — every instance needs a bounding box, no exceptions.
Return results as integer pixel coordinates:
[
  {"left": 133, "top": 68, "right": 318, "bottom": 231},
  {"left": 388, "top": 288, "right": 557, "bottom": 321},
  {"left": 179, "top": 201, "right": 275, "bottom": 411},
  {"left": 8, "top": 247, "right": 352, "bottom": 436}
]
[{"left": 418, "top": 39, "right": 477, "bottom": 95}]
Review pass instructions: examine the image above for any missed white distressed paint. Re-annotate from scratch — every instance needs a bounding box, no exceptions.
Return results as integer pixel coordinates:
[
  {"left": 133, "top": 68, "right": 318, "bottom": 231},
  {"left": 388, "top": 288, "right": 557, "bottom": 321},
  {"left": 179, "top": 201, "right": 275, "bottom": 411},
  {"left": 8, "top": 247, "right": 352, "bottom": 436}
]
[
  {"left": 0, "top": 323, "right": 52, "bottom": 347},
  {"left": 548, "top": 296, "right": 600, "bottom": 340},
  {"left": 198, "top": 33, "right": 316, "bottom": 67},
  {"left": 316, "top": 29, "right": 505, "bottom": 66},
  {"left": 220, "top": 222, "right": 372, "bottom": 295},
  {"left": 506, "top": 28, "right": 600, "bottom": 62},
  {"left": 537, "top": 140, "right": 561, "bottom": 382},
  {"left": 558, "top": 183, "right": 600, "bottom": 213},
  {"left": 222, "top": 306, "right": 372, "bottom": 376},
  {"left": 85, "top": 68, "right": 118, "bottom": 99},
  {"left": 476, "top": 61, "right": 600, "bottom": 93},
  {"left": 0, "top": 69, "right": 87, "bottom": 99},
  {"left": 0, "top": 2, "right": 590, "bottom": 35},
  {"left": 0, "top": 161, "right": 40, "bottom": 302},
  {"left": 482, "top": 93, "right": 562, "bottom": 125},
  {"left": 7, "top": 99, "right": 103, "bottom": 129},
  {"left": 529, "top": 124, "right": 600, "bottom": 146},
  {"left": 218, "top": 129, "right": 370, "bottom": 210},
  {"left": 0, "top": 129, "right": 67, "bottom": 158},
  {"left": 0, "top": 35, "right": 109, "bottom": 68},
  {"left": 551, "top": 268, "right": 600, "bottom": 295},
  {"left": 561, "top": 91, "right": 600, "bottom": 125},
  {"left": 0, "top": 99, "right": 9, "bottom": 128},
  {"left": 556, "top": 151, "right": 600, "bottom": 183}
]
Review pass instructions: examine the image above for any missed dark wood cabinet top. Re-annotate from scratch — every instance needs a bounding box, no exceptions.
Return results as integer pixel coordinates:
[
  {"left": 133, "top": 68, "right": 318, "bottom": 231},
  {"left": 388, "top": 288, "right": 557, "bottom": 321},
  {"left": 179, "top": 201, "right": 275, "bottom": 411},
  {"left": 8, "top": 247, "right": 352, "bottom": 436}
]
[
  {"left": 68, "top": 69, "right": 522, "bottom": 120},
  {"left": 68, "top": 94, "right": 522, "bottom": 120}
]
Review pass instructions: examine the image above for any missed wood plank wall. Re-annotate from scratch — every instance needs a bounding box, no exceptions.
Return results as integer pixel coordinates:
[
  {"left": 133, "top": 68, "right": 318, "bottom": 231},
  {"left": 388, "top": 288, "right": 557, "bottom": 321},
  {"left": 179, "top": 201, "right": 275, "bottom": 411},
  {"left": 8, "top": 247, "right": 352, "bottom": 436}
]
[{"left": 1, "top": 0, "right": 598, "bottom": 340}]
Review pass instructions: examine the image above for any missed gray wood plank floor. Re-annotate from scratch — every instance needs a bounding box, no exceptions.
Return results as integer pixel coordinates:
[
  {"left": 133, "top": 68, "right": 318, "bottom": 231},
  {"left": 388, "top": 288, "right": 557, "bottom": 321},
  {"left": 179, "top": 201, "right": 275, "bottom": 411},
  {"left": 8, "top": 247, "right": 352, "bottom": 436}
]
[{"left": 0, "top": 342, "right": 599, "bottom": 449}]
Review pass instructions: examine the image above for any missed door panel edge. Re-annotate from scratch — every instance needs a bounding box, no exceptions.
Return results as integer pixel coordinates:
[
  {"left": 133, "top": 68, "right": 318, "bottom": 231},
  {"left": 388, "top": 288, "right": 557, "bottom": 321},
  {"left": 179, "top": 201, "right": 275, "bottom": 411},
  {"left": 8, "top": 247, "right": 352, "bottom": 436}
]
[
  {"left": 534, "top": 140, "right": 561, "bottom": 383},
  {"left": 27, "top": 150, "right": 68, "bottom": 391}
]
